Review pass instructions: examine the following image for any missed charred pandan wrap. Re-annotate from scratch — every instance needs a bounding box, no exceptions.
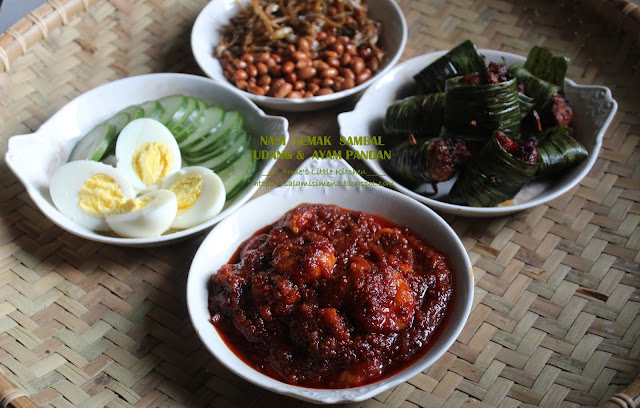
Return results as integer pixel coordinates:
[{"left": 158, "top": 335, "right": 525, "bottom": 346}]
[
  {"left": 518, "top": 93, "right": 536, "bottom": 119},
  {"left": 413, "top": 40, "right": 486, "bottom": 94},
  {"left": 383, "top": 136, "right": 470, "bottom": 187},
  {"left": 523, "top": 45, "right": 569, "bottom": 87},
  {"left": 382, "top": 93, "right": 445, "bottom": 147},
  {"left": 442, "top": 66, "right": 522, "bottom": 142},
  {"left": 536, "top": 126, "right": 588, "bottom": 178},
  {"left": 448, "top": 131, "right": 540, "bottom": 207}
]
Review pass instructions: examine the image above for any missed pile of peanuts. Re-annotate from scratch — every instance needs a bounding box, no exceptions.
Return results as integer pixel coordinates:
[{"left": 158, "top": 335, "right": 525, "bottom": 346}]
[{"left": 220, "top": 31, "right": 383, "bottom": 99}]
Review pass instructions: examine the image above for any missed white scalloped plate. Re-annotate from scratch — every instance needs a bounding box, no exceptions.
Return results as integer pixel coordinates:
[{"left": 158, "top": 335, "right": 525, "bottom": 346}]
[
  {"left": 338, "top": 49, "right": 618, "bottom": 217},
  {"left": 4, "top": 73, "right": 289, "bottom": 247},
  {"left": 187, "top": 157, "right": 473, "bottom": 404}
]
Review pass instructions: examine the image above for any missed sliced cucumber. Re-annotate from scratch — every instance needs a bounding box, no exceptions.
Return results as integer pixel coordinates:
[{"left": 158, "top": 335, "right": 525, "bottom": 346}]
[
  {"left": 186, "top": 131, "right": 249, "bottom": 171},
  {"left": 68, "top": 123, "right": 117, "bottom": 161},
  {"left": 182, "top": 111, "right": 243, "bottom": 155},
  {"left": 118, "top": 105, "right": 144, "bottom": 122},
  {"left": 183, "top": 125, "right": 243, "bottom": 163},
  {"left": 187, "top": 122, "right": 243, "bottom": 159},
  {"left": 158, "top": 94, "right": 186, "bottom": 125},
  {"left": 104, "top": 111, "right": 132, "bottom": 134},
  {"left": 177, "top": 106, "right": 224, "bottom": 147},
  {"left": 172, "top": 98, "right": 207, "bottom": 141},
  {"left": 138, "top": 100, "right": 164, "bottom": 120},
  {"left": 166, "top": 96, "right": 198, "bottom": 131},
  {"left": 217, "top": 147, "right": 257, "bottom": 199}
]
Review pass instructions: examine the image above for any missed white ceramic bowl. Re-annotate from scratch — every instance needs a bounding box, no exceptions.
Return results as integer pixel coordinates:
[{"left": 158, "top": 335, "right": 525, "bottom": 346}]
[
  {"left": 5, "top": 73, "right": 289, "bottom": 247},
  {"left": 191, "top": 0, "right": 407, "bottom": 112},
  {"left": 187, "top": 157, "right": 473, "bottom": 404},
  {"left": 338, "top": 49, "right": 618, "bottom": 217}
]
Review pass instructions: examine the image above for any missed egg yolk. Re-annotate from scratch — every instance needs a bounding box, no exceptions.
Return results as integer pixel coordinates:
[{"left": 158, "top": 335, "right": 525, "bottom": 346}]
[
  {"left": 132, "top": 142, "right": 174, "bottom": 186},
  {"left": 78, "top": 174, "right": 128, "bottom": 217},
  {"left": 112, "top": 196, "right": 152, "bottom": 214},
  {"left": 166, "top": 173, "right": 203, "bottom": 213}
]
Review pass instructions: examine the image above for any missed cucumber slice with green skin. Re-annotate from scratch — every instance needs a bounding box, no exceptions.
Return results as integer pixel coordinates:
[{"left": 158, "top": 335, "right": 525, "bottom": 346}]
[
  {"left": 172, "top": 98, "right": 208, "bottom": 141},
  {"left": 217, "top": 146, "right": 257, "bottom": 199},
  {"left": 182, "top": 125, "right": 243, "bottom": 163},
  {"left": 177, "top": 106, "right": 225, "bottom": 148},
  {"left": 138, "top": 100, "right": 164, "bottom": 120},
  {"left": 104, "top": 111, "right": 132, "bottom": 134},
  {"left": 68, "top": 123, "right": 117, "bottom": 161},
  {"left": 182, "top": 111, "right": 243, "bottom": 155},
  {"left": 188, "top": 131, "right": 249, "bottom": 172},
  {"left": 158, "top": 94, "right": 186, "bottom": 125},
  {"left": 166, "top": 96, "right": 198, "bottom": 131},
  {"left": 184, "top": 119, "right": 244, "bottom": 159},
  {"left": 119, "top": 105, "right": 144, "bottom": 122},
  {"left": 100, "top": 111, "right": 133, "bottom": 157}
]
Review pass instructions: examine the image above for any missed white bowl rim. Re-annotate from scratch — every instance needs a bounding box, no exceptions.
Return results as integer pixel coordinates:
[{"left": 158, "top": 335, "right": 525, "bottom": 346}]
[
  {"left": 4, "top": 72, "right": 289, "bottom": 247},
  {"left": 186, "top": 157, "right": 474, "bottom": 404},
  {"left": 337, "top": 48, "right": 619, "bottom": 217}
]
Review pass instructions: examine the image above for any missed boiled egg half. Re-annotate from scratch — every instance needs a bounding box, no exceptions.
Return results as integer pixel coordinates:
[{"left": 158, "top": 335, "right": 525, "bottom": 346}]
[
  {"left": 115, "top": 118, "right": 181, "bottom": 192},
  {"left": 105, "top": 189, "right": 178, "bottom": 238},
  {"left": 161, "top": 166, "right": 226, "bottom": 229},
  {"left": 49, "top": 160, "right": 136, "bottom": 231}
]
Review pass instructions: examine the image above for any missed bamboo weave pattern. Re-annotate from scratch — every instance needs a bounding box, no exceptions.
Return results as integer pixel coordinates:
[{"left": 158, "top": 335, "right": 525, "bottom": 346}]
[{"left": 0, "top": 0, "right": 639, "bottom": 407}]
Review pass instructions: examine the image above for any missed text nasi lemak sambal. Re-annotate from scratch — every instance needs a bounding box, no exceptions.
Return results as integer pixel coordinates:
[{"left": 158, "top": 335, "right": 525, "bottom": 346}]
[{"left": 208, "top": 203, "right": 453, "bottom": 388}]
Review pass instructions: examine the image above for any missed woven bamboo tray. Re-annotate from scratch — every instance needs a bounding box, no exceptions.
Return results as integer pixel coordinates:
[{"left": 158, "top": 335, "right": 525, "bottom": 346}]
[{"left": 1, "top": 0, "right": 639, "bottom": 407}]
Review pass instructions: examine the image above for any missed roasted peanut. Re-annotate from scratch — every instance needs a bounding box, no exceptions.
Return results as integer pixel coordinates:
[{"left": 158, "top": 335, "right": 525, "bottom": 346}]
[
  {"left": 343, "top": 77, "right": 356, "bottom": 89},
  {"left": 247, "top": 64, "right": 258, "bottom": 78},
  {"left": 322, "top": 67, "right": 338, "bottom": 78},
  {"left": 308, "top": 82, "right": 320, "bottom": 94},
  {"left": 316, "top": 87, "right": 334, "bottom": 96},
  {"left": 327, "top": 56, "right": 341, "bottom": 68},
  {"left": 256, "top": 62, "right": 269, "bottom": 76},
  {"left": 351, "top": 57, "right": 365, "bottom": 74},
  {"left": 356, "top": 68, "right": 372, "bottom": 84},
  {"left": 273, "top": 81, "right": 293, "bottom": 98},
  {"left": 247, "top": 82, "right": 265, "bottom": 96},
  {"left": 234, "top": 70, "right": 248, "bottom": 82},
  {"left": 258, "top": 75, "right": 271, "bottom": 86},
  {"left": 282, "top": 60, "right": 295, "bottom": 74},
  {"left": 298, "top": 37, "right": 311, "bottom": 51},
  {"left": 298, "top": 66, "right": 317, "bottom": 80}
]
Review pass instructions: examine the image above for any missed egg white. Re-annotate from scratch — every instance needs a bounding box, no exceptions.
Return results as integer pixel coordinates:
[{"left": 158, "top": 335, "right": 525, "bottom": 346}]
[
  {"left": 115, "top": 118, "right": 181, "bottom": 192},
  {"left": 105, "top": 189, "right": 178, "bottom": 238},
  {"left": 49, "top": 160, "right": 136, "bottom": 231},
  {"left": 161, "top": 166, "right": 226, "bottom": 229}
]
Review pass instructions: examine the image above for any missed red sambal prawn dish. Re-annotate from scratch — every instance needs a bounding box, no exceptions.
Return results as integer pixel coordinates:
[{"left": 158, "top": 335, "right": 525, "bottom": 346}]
[{"left": 207, "top": 203, "right": 454, "bottom": 388}]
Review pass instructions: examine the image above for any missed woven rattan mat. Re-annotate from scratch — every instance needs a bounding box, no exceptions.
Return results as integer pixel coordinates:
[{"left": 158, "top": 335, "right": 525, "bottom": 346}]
[{"left": 1, "top": 0, "right": 639, "bottom": 407}]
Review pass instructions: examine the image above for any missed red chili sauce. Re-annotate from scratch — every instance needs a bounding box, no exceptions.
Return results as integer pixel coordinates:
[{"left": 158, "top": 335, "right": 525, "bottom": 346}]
[{"left": 207, "top": 203, "right": 453, "bottom": 388}]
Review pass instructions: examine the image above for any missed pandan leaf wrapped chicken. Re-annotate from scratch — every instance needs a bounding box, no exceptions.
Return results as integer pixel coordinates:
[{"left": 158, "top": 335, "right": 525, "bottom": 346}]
[
  {"left": 442, "top": 63, "right": 522, "bottom": 141},
  {"left": 448, "top": 131, "right": 540, "bottom": 207},
  {"left": 378, "top": 41, "right": 585, "bottom": 208},
  {"left": 383, "top": 137, "right": 470, "bottom": 187},
  {"left": 536, "top": 126, "right": 588, "bottom": 178},
  {"left": 382, "top": 93, "right": 445, "bottom": 147},
  {"left": 413, "top": 40, "right": 486, "bottom": 94},
  {"left": 508, "top": 64, "right": 573, "bottom": 127}
]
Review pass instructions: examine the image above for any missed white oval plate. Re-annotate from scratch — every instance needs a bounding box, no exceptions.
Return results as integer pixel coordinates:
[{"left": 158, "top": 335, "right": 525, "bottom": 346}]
[
  {"left": 187, "top": 157, "right": 473, "bottom": 404},
  {"left": 5, "top": 73, "right": 289, "bottom": 247},
  {"left": 191, "top": 0, "right": 407, "bottom": 112},
  {"left": 338, "top": 49, "right": 618, "bottom": 217}
]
